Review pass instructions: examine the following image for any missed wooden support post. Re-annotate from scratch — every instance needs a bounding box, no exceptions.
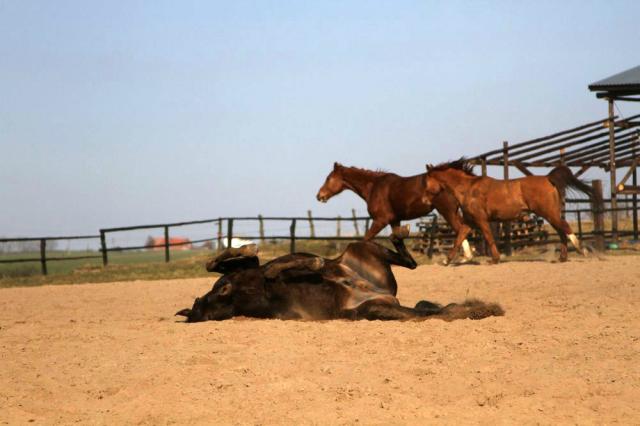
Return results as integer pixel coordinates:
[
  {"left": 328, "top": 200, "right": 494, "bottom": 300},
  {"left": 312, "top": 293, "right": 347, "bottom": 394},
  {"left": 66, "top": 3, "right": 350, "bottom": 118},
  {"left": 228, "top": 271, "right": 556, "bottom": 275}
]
[
  {"left": 164, "top": 225, "right": 170, "bottom": 263},
  {"left": 575, "top": 165, "right": 591, "bottom": 178},
  {"left": 591, "top": 180, "right": 605, "bottom": 251},
  {"left": 633, "top": 145, "right": 638, "bottom": 239},
  {"left": 427, "top": 215, "right": 437, "bottom": 259},
  {"left": 307, "top": 210, "right": 315, "bottom": 238},
  {"left": 608, "top": 98, "right": 618, "bottom": 239},
  {"left": 365, "top": 218, "right": 370, "bottom": 235},
  {"left": 336, "top": 215, "right": 342, "bottom": 237},
  {"left": 352, "top": 209, "right": 360, "bottom": 237},
  {"left": 480, "top": 158, "right": 488, "bottom": 254},
  {"left": 503, "top": 141, "right": 512, "bottom": 256},
  {"left": 513, "top": 161, "right": 533, "bottom": 176},
  {"left": 577, "top": 210, "right": 583, "bottom": 239},
  {"left": 258, "top": 215, "right": 265, "bottom": 242},
  {"left": 290, "top": 219, "right": 297, "bottom": 253},
  {"left": 40, "top": 238, "right": 47, "bottom": 276},
  {"left": 217, "top": 218, "right": 223, "bottom": 252},
  {"left": 100, "top": 230, "right": 108, "bottom": 267},
  {"left": 227, "top": 219, "right": 234, "bottom": 249}
]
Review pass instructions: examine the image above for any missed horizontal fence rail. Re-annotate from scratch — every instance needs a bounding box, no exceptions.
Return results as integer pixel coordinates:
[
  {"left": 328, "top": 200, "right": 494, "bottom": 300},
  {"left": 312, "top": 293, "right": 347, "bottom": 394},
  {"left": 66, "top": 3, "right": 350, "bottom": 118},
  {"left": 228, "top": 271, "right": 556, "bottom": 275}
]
[
  {"left": 2, "top": 190, "right": 639, "bottom": 277},
  {"left": 0, "top": 235, "right": 100, "bottom": 275}
]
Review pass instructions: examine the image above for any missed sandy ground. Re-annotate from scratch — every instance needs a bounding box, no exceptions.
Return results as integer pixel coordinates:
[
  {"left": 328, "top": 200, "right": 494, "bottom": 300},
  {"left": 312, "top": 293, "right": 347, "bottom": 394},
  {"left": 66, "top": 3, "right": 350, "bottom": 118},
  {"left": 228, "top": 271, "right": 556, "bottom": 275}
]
[{"left": 1, "top": 255, "right": 639, "bottom": 425}]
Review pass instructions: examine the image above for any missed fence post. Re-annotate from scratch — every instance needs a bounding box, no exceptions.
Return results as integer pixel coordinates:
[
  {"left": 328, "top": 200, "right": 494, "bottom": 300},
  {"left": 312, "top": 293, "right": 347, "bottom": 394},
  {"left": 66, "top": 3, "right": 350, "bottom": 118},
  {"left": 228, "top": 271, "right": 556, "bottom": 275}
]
[
  {"left": 258, "top": 215, "right": 265, "bottom": 242},
  {"left": 336, "top": 215, "right": 342, "bottom": 237},
  {"left": 290, "top": 218, "right": 297, "bottom": 253},
  {"left": 607, "top": 99, "right": 618, "bottom": 240},
  {"left": 100, "top": 230, "right": 108, "bottom": 267},
  {"left": 217, "top": 218, "right": 223, "bottom": 252},
  {"left": 577, "top": 210, "right": 583, "bottom": 239},
  {"left": 164, "top": 225, "right": 170, "bottom": 262},
  {"left": 227, "top": 219, "right": 234, "bottom": 249},
  {"left": 365, "top": 218, "right": 370, "bottom": 235},
  {"left": 503, "top": 141, "right": 512, "bottom": 256},
  {"left": 591, "top": 180, "right": 605, "bottom": 251},
  {"left": 40, "top": 238, "right": 47, "bottom": 276},
  {"left": 427, "top": 215, "right": 437, "bottom": 259},
  {"left": 352, "top": 209, "right": 360, "bottom": 237},
  {"left": 307, "top": 210, "right": 315, "bottom": 238},
  {"left": 633, "top": 156, "right": 638, "bottom": 240}
]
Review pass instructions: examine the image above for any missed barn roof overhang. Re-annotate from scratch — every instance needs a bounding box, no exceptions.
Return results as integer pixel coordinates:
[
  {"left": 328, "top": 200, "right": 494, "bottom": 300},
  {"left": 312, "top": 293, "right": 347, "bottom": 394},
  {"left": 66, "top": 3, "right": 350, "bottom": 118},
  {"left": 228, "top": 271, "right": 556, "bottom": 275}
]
[{"left": 589, "top": 65, "right": 640, "bottom": 101}]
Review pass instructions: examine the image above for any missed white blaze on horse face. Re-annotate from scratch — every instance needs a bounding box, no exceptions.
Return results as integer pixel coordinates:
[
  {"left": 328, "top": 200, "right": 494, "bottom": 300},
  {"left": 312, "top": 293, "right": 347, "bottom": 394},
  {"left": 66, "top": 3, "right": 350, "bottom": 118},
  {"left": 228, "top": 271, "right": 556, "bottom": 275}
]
[{"left": 461, "top": 240, "right": 472, "bottom": 260}]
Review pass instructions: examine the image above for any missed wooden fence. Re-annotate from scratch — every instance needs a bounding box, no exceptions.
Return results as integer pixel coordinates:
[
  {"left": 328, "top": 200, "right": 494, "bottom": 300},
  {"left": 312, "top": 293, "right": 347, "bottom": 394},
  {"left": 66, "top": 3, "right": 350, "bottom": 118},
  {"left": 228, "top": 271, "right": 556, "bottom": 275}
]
[
  {"left": 2, "top": 189, "right": 639, "bottom": 276},
  {"left": 98, "top": 213, "right": 389, "bottom": 266},
  {"left": 0, "top": 235, "right": 100, "bottom": 275}
]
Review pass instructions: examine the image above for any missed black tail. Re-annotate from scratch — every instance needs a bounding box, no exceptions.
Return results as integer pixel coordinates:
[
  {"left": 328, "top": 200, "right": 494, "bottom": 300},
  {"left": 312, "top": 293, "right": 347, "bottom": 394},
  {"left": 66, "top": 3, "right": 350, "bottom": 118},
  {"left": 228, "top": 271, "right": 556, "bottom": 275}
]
[
  {"left": 414, "top": 298, "right": 504, "bottom": 321},
  {"left": 547, "top": 166, "right": 601, "bottom": 203}
]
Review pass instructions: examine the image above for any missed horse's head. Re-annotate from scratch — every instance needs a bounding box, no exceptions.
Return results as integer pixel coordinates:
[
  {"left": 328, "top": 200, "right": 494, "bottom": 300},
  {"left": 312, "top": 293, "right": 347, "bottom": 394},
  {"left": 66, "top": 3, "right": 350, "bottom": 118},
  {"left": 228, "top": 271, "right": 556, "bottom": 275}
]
[
  {"left": 422, "top": 165, "right": 445, "bottom": 205},
  {"left": 316, "top": 162, "right": 345, "bottom": 203},
  {"left": 175, "top": 276, "right": 236, "bottom": 322}
]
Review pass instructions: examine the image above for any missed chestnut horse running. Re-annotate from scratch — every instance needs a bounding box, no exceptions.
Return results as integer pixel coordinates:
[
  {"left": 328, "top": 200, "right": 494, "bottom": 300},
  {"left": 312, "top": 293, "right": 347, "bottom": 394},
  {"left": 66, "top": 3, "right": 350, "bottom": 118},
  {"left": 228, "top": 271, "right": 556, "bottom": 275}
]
[
  {"left": 424, "top": 159, "right": 600, "bottom": 264},
  {"left": 316, "top": 162, "right": 473, "bottom": 260}
]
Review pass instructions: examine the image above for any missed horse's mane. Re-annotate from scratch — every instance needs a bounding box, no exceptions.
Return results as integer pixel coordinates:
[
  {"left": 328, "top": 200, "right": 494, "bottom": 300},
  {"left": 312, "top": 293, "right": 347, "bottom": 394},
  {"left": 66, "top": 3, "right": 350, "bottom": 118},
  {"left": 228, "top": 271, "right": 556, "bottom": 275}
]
[
  {"left": 429, "top": 158, "right": 475, "bottom": 176},
  {"left": 339, "top": 164, "right": 390, "bottom": 178}
]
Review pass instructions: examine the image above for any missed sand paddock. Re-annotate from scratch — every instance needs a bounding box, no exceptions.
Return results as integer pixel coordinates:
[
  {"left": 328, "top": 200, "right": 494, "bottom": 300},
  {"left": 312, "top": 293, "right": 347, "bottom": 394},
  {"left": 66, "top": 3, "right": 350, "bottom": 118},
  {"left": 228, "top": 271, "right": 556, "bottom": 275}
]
[{"left": 1, "top": 255, "right": 639, "bottom": 424}]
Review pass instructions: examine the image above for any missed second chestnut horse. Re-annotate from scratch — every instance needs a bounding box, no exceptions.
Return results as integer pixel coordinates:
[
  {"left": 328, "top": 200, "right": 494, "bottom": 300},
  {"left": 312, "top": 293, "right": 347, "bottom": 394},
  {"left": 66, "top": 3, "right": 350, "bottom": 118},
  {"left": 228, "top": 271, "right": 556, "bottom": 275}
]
[
  {"left": 316, "top": 162, "right": 472, "bottom": 260},
  {"left": 425, "top": 159, "right": 600, "bottom": 264}
]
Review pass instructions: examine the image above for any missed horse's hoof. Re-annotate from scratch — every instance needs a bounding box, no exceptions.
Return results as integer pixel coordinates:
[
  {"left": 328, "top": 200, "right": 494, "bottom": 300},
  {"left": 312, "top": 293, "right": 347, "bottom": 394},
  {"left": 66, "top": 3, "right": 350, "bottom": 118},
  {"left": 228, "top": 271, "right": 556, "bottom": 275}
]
[
  {"left": 309, "top": 257, "right": 325, "bottom": 271},
  {"left": 239, "top": 244, "right": 258, "bottom": 257},
  {"left": 440, "top": 258, "right": 450, "bottom": 266}
]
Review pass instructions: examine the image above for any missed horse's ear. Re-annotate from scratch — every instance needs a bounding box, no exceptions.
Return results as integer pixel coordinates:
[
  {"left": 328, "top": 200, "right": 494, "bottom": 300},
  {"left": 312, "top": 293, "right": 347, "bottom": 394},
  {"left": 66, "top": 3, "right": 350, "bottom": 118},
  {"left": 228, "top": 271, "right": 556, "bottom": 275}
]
[
  {"left": 426, "top": 164, "right": 433, "bottom": 172},
  {"left": 333, "top": 162, "right": 341, "bottom": 170}
]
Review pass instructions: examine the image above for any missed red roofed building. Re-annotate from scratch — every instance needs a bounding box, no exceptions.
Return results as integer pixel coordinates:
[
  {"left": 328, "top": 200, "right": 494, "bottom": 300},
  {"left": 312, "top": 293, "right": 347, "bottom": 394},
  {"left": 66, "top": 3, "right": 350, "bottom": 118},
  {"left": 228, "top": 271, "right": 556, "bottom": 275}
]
[{"left": 146, "top": 237, "right": 192, "bottom": 251}]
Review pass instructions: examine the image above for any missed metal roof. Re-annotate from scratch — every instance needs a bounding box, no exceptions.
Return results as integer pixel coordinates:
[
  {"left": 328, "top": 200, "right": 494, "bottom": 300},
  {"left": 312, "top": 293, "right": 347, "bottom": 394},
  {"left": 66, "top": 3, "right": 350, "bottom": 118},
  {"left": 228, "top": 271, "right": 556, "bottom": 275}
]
[{"left": 589, "top": 65, "right": 640, "bottom": 93}]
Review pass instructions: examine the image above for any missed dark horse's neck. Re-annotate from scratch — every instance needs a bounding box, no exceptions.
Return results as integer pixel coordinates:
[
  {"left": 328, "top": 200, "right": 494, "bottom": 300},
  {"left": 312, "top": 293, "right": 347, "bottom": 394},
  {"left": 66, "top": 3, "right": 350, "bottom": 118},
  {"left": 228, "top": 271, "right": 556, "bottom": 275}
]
[{"left": 341, "top": 167, "right": 387, "bottom": 201}]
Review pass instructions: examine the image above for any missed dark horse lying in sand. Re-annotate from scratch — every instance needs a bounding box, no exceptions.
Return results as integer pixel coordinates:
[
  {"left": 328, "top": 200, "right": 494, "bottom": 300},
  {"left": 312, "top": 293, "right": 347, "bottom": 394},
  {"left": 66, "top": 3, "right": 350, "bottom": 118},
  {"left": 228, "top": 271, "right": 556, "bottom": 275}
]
[
  {"left": 176, "top": 236, "right": 503, "bottom": 322},
  {"left": 425, "top": 158, "right": 600, "bottom": 264},
  {"left": 316, "top": 162, "right": 474, "bottom": 262}
]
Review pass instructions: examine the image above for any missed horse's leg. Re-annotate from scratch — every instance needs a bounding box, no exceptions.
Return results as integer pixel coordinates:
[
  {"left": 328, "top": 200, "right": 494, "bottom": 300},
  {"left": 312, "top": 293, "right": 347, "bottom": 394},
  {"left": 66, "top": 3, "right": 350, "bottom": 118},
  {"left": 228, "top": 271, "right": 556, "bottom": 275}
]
[
  {"left": 363, "top": 219, "right": 387, "bottom": 241},
  {"left": 344, "top": 299, "right": 419, "bottom": 321},
  {"left": 389, "top": 222, "right": 417, "bottom": 269},
  {"left": 561, "top": 219, "right": 588, "bottom": 256},
  {"left": 206, "top": 244, "right": 259, "bottom": 272},
  {"left": 440, "top": 205, "right": 473, "bottom": 261},
  {"left": 263, "top": 257, "right": 324, "bottom": 279},
  {"left": 476, "top": 219, "right": 501, "bottom": 264},
  {"left": 544, "top": 214, "right": 572, "bottom": 262},
  {"left": 444, "top": 223, "right": 473, "bottom": 266}
]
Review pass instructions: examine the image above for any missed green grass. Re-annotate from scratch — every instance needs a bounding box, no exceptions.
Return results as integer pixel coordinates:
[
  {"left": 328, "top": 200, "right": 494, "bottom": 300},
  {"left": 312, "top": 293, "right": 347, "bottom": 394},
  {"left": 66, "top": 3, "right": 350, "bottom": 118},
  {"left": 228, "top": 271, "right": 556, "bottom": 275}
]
[{"left": 2, "top": 238, "right": 638, "bottom": 289}]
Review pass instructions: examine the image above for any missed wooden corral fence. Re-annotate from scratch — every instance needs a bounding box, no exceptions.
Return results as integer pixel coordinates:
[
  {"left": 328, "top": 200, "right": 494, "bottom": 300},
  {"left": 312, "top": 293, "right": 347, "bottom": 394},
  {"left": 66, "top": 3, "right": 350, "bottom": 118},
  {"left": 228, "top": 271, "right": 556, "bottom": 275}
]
[
  {"left": 98, "top": 213, "right": 394, "bottom": 267},
  {"left": 3, "top": 181, "right": 639, "bottom": 276},
  {"left": 0, "top": 235, "right": 100, "bottom": 275}
]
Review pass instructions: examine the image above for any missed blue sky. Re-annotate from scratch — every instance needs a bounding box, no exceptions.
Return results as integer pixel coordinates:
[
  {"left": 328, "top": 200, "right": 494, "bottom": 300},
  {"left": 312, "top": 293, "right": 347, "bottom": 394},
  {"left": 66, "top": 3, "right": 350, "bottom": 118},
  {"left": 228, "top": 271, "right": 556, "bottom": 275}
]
[{"left": 1, "top": 0, "right": 639, "bottom": 235}]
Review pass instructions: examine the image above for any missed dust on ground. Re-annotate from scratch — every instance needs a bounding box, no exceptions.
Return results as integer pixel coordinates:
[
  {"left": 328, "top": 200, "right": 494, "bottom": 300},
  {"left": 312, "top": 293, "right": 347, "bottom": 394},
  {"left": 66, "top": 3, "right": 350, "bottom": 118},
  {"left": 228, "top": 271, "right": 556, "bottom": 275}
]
[{"left": 1, "top": 255, "right": 639, "bottom": 424}]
